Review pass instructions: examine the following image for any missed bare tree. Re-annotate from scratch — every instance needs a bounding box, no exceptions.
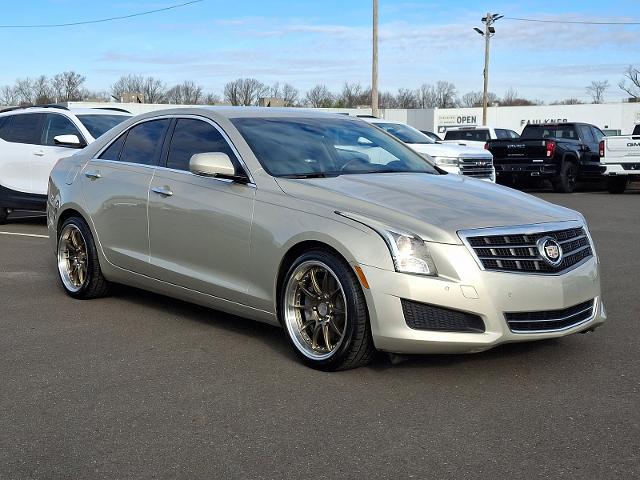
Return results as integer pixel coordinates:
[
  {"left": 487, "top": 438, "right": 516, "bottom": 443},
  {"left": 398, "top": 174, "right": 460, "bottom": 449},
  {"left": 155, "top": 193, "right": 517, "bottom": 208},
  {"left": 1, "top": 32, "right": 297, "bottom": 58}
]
[
  {"left": 32, "top": 76, "right": 53, "bottom": 104},
  {"left": 304, "top": 84, "right": 334, "bottom": 107},
  {"left": 203, "top": 93, "right": 222, "bottom": 105},
  {"left": 281, "top": 83, "right": 299, "bottom": 107},
  {"left": 14, "top": 78, "right": 35, "bottom": 104},
  {"left": 338, "top": 82, "right": 370, "bottom": 107},
  {"left": 142, "top": 77, "right": 166, "bottom": 103},
  {"left": 111, "top": 75, "right": 165, "bottom": 103},
  {"left": 461, "top": 91, "right": 498, "bottom": 108},
  {"left": 378, "top": 91, "right": 398, "bottom": 109},
  {"left": 501, "top": 87, "right": 539, "bottom": 106},
  {"left": 224, "top": 78, "right": 268, "bottom": 106},
  {"left": 51, "top": 71, "right": 86, "bottom": 102},
  {"left": 551, "top": 98, "right": 584, "bottom": 105},
  {"left": 586, "top": 80, "right": 609, "bottom": 104},
  {"left": 416, "top": 84, "right": 437, "bottom": 108},
  {"left": 396, "top": 88, "right": 418, "bottom": 108},
  {"left": 180, "top": 80, "right": 203, "bottom": 104},
  {"left": 0, "top": 85, "right": 19, "bottom": 106},
  {"left": 433, "top": 81, "right": 458, "bottom": 108},
  {"left": 618, "top": 65, "right": 640, "bottom": 99}
]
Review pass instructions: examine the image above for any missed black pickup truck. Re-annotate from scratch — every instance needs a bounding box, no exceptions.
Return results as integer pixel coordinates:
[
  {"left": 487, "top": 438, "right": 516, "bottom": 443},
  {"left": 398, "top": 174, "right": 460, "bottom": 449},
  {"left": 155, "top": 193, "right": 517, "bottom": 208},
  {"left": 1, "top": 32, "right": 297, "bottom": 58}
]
[{"left": 486, "top": 122, "right": 606, "bottom": 193}]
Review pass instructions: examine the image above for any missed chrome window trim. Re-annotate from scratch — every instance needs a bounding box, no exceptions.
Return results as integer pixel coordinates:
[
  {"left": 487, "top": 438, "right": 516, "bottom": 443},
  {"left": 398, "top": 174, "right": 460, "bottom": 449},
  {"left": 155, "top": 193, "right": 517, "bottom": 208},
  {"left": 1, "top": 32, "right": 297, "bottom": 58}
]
[
  {"left": 458, "top": 220, "right": 593, "bottom": 276},
  {"left": 506, "top": 298, "right": 597, "bottom": 334},
  {"left": 93, "top": 114, "right": 256, "bottom": 185}
]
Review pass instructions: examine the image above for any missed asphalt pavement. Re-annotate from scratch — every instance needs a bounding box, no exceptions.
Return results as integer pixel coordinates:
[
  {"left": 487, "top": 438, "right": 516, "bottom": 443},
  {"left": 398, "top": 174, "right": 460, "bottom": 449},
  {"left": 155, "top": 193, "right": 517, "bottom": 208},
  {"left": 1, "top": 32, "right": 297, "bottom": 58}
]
[{"left": 1, "top": 189, "right": 638, "bottom": 479}]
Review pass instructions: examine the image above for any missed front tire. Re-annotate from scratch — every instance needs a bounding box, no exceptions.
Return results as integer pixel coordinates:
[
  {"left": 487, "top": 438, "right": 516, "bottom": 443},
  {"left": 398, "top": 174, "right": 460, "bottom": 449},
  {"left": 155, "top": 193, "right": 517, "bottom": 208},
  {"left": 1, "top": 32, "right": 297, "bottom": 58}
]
[
  {"left": 57, "top": 216, "right": 110, "bottom": 299},
  {"left": 552, "top": 161, "right": 578, "bottom": 193},
  {"left": 280, "top": 250, "right": 375, "bottom": 371},
  {"left": 607, "top": 177, "right": 628, "bottom": 194}
]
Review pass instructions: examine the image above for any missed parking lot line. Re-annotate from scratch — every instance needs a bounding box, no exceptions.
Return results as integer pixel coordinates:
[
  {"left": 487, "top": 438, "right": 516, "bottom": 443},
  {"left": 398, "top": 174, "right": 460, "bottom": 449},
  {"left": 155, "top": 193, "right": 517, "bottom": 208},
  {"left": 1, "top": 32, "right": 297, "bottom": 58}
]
[{"left": 0, "top": 231, "right": 49, "bottom": 239}]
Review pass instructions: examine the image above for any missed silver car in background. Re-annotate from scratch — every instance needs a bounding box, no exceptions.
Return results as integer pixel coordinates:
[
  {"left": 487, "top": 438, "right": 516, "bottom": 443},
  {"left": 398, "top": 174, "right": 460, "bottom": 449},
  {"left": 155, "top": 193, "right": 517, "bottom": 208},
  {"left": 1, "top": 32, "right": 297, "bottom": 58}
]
[{"left": 47, "top": 108, "right": 606, "bottom": 370}]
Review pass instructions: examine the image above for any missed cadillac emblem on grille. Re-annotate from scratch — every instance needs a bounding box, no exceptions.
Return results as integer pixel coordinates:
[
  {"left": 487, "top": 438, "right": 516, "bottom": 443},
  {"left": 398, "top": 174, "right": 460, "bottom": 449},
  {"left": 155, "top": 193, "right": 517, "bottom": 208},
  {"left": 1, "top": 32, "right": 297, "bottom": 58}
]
[{"left": 537, "top": 236, "right": 563, "bottom": 267}]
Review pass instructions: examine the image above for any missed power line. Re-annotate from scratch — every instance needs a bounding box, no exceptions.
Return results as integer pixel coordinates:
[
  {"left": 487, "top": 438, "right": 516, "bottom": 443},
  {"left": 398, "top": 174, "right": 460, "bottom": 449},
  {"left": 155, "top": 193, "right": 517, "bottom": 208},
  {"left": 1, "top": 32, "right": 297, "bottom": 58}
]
[
  {"left": 0, "top": 1, "right": 203, "bottom": 28},
  {"left": 504, "top": 16, "right": 640, "bottom": 25}
]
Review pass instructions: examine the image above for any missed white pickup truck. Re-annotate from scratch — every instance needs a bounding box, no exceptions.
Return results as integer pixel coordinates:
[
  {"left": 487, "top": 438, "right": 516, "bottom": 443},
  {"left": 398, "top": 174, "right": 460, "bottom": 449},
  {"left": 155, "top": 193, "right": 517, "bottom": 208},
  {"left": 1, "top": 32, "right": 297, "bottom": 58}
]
[{"left": 599, "top": 123, "right": 640, "bottom": 193}]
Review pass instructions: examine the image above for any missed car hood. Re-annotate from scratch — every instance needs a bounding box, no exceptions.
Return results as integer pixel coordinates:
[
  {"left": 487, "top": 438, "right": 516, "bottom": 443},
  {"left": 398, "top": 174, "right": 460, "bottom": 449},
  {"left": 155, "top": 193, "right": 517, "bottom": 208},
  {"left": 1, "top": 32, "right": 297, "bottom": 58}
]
[
  {"left": 407, "top": 142, "right": 492, "bottom": 158},
  {"left": 276, "top": 173, "right": 581, "bottom": 244}
]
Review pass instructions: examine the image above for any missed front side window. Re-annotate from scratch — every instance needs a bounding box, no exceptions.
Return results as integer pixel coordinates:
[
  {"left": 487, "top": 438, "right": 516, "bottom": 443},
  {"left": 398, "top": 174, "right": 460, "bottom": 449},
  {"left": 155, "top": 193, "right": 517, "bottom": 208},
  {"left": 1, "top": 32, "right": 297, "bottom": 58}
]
[
  {"left": 99, "top": 132, "right": 127, "bottom": 161},
  {"left": 231, "top": 116, "right": 438, "bottom": 177},
  {"left": 42, "top": 114, "right": 84, "bottom": 146},
  {"left": 2, "top": 113, "right": 44, "bottom": 144},
  {"left": 166, "top": 118, "right": 238, "bottom": 171},
  {"left": 118, "top": 119, "right": 170, "bottom": 166}
]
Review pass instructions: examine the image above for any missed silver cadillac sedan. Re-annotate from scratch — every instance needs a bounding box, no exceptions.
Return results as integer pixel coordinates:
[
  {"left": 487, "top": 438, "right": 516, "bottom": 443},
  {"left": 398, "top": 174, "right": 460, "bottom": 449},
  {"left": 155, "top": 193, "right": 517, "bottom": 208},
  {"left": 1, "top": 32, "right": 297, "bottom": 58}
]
[{"left": 47, "top": 108, "right": 606, "bottom": 370}]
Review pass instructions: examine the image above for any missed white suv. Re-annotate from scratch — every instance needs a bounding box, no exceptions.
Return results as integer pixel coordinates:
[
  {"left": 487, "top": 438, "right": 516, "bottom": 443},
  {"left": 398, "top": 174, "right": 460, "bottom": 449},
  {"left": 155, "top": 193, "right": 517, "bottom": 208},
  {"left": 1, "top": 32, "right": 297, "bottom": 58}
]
[
  {"left": 0, "top": 105, "right": 131, "bottom": 223},
  {"left": 361, "top": 118, "right": 495, "bottom": 182}
]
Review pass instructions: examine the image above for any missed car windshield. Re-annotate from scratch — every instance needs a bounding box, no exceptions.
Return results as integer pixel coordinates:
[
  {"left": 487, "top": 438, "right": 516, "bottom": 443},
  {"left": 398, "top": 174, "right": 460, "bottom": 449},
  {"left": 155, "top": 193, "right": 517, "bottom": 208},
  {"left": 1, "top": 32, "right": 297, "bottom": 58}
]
[
  {"left": 521, "top": 125, "right": 579, "bottom": 140},
  {"left": 374, "top": 122, "right": 435, "bottom": 144},
  {"left": 76, "top": 114, "right": 129, "bottom": 139},
  {"left": 231, "top": 116, "right": 439, "bottom": 177},
  {"left": 444, "top": 129, "right": 490, "bottom": 142}
]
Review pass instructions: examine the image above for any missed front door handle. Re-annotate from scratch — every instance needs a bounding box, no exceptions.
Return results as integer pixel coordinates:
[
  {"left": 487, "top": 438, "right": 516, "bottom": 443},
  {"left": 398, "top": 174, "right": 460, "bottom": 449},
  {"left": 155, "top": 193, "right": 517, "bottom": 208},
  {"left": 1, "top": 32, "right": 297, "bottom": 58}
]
[
  {"left": 33, "top": 150, "right": 45, "bottom": 157},
  {"left": 84, "top": 170, "right": 101, "bottom": 180},
  {"left": 151, "top": 186, "right": 173, "bottom": 197}
]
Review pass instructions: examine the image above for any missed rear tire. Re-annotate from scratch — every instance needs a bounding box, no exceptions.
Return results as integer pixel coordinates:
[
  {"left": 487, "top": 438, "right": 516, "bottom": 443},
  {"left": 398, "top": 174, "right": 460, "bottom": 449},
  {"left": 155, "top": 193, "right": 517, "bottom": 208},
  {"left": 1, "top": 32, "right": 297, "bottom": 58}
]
[
  {"left": 607, "top": 177, "right": 628, "bottom": 194},
  {"left": 279, "top": 249, "right": 375, "bottom": 371},
  {"left": 57, "top": 216, "right": 110, "bottom": 299},
  {"left": 552, "top": 161, "right": 578, "bottom": 193},
  {"left": 0, "top": 207, "right": 7, "bottom": 225}
]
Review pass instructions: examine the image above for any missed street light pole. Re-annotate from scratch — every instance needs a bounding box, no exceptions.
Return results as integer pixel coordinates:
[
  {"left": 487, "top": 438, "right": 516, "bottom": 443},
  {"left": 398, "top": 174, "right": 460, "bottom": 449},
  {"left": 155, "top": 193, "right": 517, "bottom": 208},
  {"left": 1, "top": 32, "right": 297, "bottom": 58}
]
[
  {"left": 482, "top": 13, "right": 491, "bottom": 126},
  {"left": 474, "top": 13, "right": 502, "bottom": 126},
  {"left": 372, "top": 0, "right": 379, "bottom": 117}
]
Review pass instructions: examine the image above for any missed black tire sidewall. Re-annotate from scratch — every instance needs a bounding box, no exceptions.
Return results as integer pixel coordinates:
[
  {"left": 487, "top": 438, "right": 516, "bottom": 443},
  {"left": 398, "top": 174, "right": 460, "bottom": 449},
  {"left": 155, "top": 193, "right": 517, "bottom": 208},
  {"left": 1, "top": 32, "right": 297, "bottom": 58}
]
[
  {"left": 607, "top": 177, "right": 627, "bottom": 194},
  {"left": 280, "top": 250, "right": 368, "bottom": 370},
  {"left": 554, "top": 161, "right": 577, "bottom": 193}
]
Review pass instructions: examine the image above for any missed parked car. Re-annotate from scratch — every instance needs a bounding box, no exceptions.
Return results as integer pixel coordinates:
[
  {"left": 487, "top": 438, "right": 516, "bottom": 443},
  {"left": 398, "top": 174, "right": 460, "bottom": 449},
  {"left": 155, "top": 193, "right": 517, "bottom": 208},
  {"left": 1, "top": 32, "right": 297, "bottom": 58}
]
[
  {"left": 442, "top": 126, "right": 520, "bottom": 149},
  {"left": 420, "top": 130, "right": 442, "bottom": 141},
  {"left": 362, "top": 118, "right": 495, "bottom": 181},
  {"left": 48, "top": 108, "right": 605, "bottom": 371},
  {"left": 0, "top": 105, "right": 131, "bottom": 223},
  {"left": 486, "top": 122, "right": 606, "bottom": 193},
  {"left": 599, "top": 123, "right": 640, "bottom": 193}
]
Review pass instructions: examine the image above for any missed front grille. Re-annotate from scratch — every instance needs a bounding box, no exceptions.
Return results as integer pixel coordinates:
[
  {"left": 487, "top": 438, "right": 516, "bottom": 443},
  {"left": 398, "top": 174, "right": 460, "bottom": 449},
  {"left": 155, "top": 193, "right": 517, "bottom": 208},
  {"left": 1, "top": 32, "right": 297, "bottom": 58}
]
[
  {"left": 402, "top": 299, "right": 485, "bottom": 332},
  {"left": 462, "top": 225, "right": 592, "bottom": 274},
  {"left": 459, "top": 157, "right": 494, "bottom": 179},
  {"left": 505, "top": 299, "right": 595, "bottom": 333}
]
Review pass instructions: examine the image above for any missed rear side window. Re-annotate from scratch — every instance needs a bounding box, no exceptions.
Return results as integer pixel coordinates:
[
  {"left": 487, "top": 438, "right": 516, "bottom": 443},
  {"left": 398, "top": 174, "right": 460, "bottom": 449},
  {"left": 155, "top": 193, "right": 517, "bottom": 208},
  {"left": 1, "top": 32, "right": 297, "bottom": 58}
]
[
  {"left": 444, "top": 129, "right": 490, "bottom": 142},
  {"left": 118, "top": 119, "right": 170, "bottom": 166},
  {"left": 633, "top": 124, "right": 640, "bottom": 136},
  {"left": 578, "top": 125, "right": 595, "bottom": 143},
  {"left": 590, "top": 127, "right": 604, "bottom": 143},
  {"left": 166, "top": 119, "right": 239, "bottom": 171},
  {"left": 99, "top": 132, "right": 127, "bottom": 161},
  {"left": 508, "top": 130, "right": 519, "bottom": 139},
  {"left": 495, "top": 129, "right": 509, "bottom": 139},
  {"left": 42, "top": 114, "right": 84, "bottom": 146},
  {"left": 1, "top": 113, "right": 44, "bottom": 144}
]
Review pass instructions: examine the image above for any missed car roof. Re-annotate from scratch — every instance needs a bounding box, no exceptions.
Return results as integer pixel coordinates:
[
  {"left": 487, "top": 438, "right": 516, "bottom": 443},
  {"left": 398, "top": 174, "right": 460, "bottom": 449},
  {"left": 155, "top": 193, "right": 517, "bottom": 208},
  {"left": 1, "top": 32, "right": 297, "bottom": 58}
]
[
  {"left": 445, "top": 126, "right": 492, "bottom": 131},
  {"left": 0, "top": 105, "right": 131, "bottom": 117}
]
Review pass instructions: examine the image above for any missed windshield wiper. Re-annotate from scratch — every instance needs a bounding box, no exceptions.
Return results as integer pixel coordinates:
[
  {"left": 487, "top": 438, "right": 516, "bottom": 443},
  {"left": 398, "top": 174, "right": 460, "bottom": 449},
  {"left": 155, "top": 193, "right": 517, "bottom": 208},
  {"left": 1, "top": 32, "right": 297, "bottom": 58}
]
[{"left": 280, "top": 172, "right": 339, "bottom": 179}]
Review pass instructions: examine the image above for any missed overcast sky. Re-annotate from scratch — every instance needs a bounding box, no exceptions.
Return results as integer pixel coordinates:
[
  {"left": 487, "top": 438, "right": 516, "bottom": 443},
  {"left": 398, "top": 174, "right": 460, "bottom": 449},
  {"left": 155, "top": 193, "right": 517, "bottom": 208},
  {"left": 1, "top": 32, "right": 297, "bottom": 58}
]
[{"left": 1, "top": 0, "right": 639, "bottom": 103}]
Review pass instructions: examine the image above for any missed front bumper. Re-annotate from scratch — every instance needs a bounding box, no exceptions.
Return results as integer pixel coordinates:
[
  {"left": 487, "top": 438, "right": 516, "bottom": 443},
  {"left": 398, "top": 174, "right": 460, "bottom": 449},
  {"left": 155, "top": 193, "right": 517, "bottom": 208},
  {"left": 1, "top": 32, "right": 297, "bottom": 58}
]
[{"left": 359, "top": 243, "right": 605, "bottom": 354}]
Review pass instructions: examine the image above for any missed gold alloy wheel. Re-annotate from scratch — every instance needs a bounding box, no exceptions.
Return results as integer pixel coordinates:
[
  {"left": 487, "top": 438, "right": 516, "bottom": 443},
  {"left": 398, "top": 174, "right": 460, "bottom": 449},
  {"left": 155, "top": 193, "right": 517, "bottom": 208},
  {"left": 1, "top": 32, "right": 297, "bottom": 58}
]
[
  {"left": 284, "top": 261, "right": 348, "bottom": 360},
  {"left": 57, "top": 224, "right": 89, "bottom": 293}
]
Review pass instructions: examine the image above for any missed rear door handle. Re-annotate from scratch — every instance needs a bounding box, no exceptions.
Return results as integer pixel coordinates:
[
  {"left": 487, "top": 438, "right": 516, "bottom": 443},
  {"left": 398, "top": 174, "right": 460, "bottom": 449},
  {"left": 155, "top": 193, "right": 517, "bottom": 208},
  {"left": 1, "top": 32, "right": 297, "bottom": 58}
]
[
  {"left": 151, "top": 186, "right": 173, "bottom": 197},
  {"left": 84, "top": 170, "right": 101, "bottom": 180},
  {"left": 33, "top": 150, "right": 45, "bottom": 157}
]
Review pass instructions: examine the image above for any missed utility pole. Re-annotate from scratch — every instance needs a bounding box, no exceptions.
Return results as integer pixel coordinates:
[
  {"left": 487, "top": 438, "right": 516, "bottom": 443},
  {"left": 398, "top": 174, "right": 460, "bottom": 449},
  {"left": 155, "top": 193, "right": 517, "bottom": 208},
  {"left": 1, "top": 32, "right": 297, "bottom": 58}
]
[
  {"left": 372, "top": 0, "right": 379, "bottom": 117},
  {"left": 474, "top": 13, "right": 502, "bottom": 125}
]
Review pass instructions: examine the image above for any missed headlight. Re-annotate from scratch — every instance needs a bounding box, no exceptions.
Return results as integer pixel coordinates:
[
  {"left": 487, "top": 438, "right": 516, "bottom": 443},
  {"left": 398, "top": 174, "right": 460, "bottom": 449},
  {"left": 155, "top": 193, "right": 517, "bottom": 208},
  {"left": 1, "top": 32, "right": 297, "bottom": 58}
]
[
  {"left": 432, "top": 156, "right": 460, "bottom": 166},
  {"left": 336, "top": 212, "right": 438, "bottom": 276}
]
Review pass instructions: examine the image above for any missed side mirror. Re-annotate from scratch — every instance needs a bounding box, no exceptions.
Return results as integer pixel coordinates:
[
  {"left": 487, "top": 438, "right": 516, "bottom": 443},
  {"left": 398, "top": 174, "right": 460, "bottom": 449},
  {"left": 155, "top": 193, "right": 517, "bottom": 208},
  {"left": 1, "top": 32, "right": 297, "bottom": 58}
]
[
  {"left": 189, "top": 152, "right": 248, "bottom": 182},
  {"left": 54, "top": 134, "right": 84, "bottom": 148}
]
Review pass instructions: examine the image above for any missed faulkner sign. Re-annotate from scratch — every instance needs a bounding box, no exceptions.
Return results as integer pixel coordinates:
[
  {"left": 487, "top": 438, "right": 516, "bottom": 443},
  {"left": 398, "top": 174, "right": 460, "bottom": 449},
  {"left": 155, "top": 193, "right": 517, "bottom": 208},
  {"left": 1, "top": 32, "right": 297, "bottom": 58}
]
[{"left": 520, "top": 118, "right": 569, "bottom": 126}]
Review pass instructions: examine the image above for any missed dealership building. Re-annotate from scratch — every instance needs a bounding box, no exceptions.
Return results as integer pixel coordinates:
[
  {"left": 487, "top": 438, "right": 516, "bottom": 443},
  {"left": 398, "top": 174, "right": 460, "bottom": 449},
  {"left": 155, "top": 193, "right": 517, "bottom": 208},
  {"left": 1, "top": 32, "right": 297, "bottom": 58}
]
[{"left": 65, "top": 101, "right": 640, "bottom": 136}]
